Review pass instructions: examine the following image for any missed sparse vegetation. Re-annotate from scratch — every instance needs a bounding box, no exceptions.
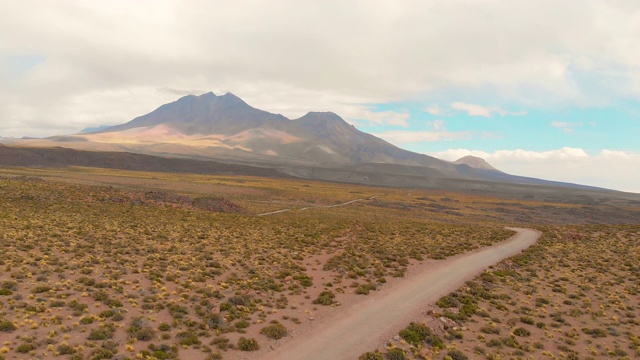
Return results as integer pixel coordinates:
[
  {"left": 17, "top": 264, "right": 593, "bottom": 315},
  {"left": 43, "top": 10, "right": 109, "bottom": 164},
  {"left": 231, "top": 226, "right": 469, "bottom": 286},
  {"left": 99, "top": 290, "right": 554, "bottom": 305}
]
[
  {"left": 237, "top": 337, "right": 259, "bottom": 351},
  {"left": 372, "top": 225, "right": 640, "bottom": 359},
  {"left": 1, "top": 167, "right": 637, "bottom": 359},
  {"left": 260, "top": 322, "right": 288, "bottom": 339}
]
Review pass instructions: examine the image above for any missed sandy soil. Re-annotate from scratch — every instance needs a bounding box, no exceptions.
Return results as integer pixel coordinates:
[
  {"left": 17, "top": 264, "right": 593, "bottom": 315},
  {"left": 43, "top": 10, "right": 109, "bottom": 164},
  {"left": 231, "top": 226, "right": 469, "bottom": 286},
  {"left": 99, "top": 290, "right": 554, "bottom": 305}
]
[{"left": 224, "top": 228, "right": 540, "bottom": 360}]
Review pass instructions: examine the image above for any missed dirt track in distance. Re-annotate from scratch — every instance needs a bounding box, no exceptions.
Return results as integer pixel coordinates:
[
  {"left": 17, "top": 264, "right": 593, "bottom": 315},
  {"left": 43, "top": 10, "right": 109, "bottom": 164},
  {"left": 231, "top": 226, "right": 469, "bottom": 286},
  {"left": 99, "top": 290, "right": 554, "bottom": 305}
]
[{"left": 258, "top": 228, "right": 541, "bottom": 360}]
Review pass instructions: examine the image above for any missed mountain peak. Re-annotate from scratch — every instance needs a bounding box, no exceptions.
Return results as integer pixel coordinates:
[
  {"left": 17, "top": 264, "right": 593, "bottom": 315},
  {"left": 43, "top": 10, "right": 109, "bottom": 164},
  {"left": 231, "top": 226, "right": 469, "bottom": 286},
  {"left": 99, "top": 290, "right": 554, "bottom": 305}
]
[
  {"left": 297, "top": 111, "right": 348, "bottom": 125},
  {"left": 219, "top": 92, "right": 246, "bottom": 105},
  {"left": 454, "top": 155, "right": 500, "bottom": 171}
]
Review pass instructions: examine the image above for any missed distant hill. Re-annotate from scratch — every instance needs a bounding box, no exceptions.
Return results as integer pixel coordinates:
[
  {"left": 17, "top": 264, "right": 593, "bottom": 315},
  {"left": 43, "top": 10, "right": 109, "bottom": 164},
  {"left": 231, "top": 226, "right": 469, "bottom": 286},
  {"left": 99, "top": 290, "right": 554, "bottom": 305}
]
[
  {"left": 79, "top": 125, "right": 111, "bottom": 134},
  {"left": 455, "top": 155, "right": 501, "bottom": 172}
]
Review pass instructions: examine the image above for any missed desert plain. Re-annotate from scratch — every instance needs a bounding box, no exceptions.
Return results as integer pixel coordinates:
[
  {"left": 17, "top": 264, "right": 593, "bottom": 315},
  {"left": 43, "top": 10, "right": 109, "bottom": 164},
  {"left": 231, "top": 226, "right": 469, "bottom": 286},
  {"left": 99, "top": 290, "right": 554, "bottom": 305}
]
[{"left": 0, "top": 166, "right": 639, "bottom": 360}]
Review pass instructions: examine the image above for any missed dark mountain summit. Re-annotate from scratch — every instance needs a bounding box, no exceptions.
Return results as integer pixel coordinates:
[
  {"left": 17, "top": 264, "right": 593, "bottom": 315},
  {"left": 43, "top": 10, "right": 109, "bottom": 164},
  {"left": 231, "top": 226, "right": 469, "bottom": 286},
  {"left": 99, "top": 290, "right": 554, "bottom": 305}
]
[{"left": 100, "top": 92, "right": 289, "bottom": 136}]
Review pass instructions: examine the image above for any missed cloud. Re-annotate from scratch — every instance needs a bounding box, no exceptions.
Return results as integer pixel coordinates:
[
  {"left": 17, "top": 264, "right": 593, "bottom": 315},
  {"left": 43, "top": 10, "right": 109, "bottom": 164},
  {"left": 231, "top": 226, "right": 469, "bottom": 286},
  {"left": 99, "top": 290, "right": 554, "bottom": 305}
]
[
  {"left": 429, "top": 147, "right": 640, "bottom": 193},
  {"left": 551, "top": 121, "right": 582, "bottom": 133},
  {"left": 424, "top": 105, "right": 449, "bottom": 116},
  {"left": 347, "top": 108, "right": 410, "bottom": 127},
  {"left": 374, "top": 120, "right": 471, "bottom": 143},
  {"left": 450, "top": 102, "right": 526, "bottom": 117},
  {"left": 2, "top": 1, "right": 640, "bottom": 137},
  {"left": 374, "top": 130, "right": 472, "bottom": 143}
]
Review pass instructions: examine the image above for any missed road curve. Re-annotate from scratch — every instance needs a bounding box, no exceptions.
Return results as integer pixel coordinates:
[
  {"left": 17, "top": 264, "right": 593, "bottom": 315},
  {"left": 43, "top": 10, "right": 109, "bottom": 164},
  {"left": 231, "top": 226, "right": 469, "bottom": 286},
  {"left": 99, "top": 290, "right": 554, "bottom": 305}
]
[{"left": 262, "top": 227, "right": 541, "bottom": 360}]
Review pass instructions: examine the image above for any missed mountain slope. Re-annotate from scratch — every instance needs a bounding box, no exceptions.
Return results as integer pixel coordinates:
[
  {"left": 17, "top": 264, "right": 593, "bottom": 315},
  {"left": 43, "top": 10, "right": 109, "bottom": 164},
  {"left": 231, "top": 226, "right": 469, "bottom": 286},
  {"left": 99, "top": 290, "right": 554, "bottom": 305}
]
[{"left": 75, "top": 92, "right": 463, "bottom": 170}]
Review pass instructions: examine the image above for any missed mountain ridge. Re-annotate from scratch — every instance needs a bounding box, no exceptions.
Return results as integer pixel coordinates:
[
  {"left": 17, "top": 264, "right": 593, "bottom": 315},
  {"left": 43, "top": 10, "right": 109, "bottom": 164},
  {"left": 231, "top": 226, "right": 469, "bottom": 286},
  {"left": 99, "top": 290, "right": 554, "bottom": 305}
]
[
  {"left": 8, "top": 91, "right": 605, "bottom": 191},
  {"left": 85, "top": 92, "right": 460, "bottom": 169}
]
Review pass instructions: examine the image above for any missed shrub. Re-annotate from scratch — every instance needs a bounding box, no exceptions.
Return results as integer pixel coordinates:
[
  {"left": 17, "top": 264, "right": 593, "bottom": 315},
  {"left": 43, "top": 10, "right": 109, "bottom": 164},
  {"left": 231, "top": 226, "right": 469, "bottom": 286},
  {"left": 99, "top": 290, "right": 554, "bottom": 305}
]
[
  {"left": 513, "top": 327, "right": 531, "bottom": 337},
  {"left": 0, "top": 319, "right": 16, "bottom": 332},
  {"left": 237, "top": 337, "right": 259, "bottom": 351},
  {"left": 89, "top": 348, "right": 114, "bottom": 359},
  {"left": 312, "top": 291, "right": 336, "bottom": 305},
  {"left": 355, "top": 283, "right": 376, "bottom": 295},
  {"left": 436, "top": 295, "right": 458, "bottom": 308},
  {"left": 520, "top": 316, "right": 535, "bottom": 325},
  {"left": 176, "top": 331, "right": 201, "bottom": 346},
  {"left": 147, "top": 344, "right": 176, "bottom": 359},
  {"left": 235, "top": 320, "right": 250, "bottom": 329},
  {"left": 582, "top": 327, "right": 607, "bottom": 338},
  {"left": 16, "top": 343, "right": 35, "bottom": 353},
  {"left": 480, "top": 326, "right": 500, "bottom": 334},
  {"left": 0, "top": 280, "right": 17, "bottom": 290},
  {"left": 260, "top": 323, "right": 287, "bottom": 339},
  {"left": 111, "top": 311, "right": 125, "bottom": 321},
  {"left": 385, "top": 348, "right": 406, "bottom": 360},
  {"left": 57, "top": 343, "right": 77, "bottom": 355},
  {"left": 212, "top": 336, "right": 230, "bottom": 350},
  {"left": 135, "top": 326, "right": 155, "bottom": 341},
  {"left": 399, "top": 322, "right": 431, "bottom": 346},
  {"left": 447, "top": 349, "right": 469, "bottom": 360},
  {"left": 99, "top": 309, "right": 115, "bottom": 318},
  {"left": 87, "top": 326, "right": 114, "bottom": 340},
  {"left": 80, "top": 316, "right": 94, "bottom": 324},
  {"left": 158, "top": 322, "right": 171, "bottom": 331},
  {"left": 31, "top": 285, "right": 51, "bottom": 293},
  {"left": 359, "top": 351, "right": 384, "bottom": 360}
]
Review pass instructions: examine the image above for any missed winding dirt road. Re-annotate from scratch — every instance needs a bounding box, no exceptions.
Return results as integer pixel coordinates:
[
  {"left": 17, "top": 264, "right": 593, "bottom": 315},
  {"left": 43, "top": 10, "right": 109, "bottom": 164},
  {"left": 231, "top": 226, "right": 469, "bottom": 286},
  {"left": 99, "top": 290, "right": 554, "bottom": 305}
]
[
  {"left": 262, "top": 227, "right": 540, "bottom": 360},
  {"left": 256, "top": 197, "right": 374, "bottom": 216}
]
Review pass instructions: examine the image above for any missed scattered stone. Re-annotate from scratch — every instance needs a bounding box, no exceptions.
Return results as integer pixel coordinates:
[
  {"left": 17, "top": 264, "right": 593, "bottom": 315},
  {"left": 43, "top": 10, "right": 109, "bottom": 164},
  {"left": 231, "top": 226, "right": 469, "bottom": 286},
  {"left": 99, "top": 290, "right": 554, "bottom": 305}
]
[{"left": 419, "top": 347, "right": 433, "bottom": 359}]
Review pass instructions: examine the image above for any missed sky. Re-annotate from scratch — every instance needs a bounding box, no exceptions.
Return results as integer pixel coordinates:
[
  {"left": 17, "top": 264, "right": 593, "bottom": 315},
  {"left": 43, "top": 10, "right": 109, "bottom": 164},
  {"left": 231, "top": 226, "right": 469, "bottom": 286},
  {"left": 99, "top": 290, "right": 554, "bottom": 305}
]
[{"left": 1, "top": 0, "right": 639, "bottom": 192}]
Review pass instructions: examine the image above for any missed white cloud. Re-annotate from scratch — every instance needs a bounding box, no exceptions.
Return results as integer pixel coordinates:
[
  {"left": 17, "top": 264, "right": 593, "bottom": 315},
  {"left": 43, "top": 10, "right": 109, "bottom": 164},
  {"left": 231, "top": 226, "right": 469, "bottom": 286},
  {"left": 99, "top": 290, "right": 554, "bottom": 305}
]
[
  {"left": 450, "top": 102, "right": 526, "bottom": 117},
  {"left": 1, "top": 1, "right": 640, "bottom": 136},
  {"left": 424, "top": 105, "right": 449, "bottom": 116},
  {"left": 374, "top": 130, "right": 472, "bottom": 143},
  {"left": 429, "top": 120, "right": 445, "bottom": 131},
  {"left": 429, "top": 147, "right": 640, "bottom": 193},
  {"left": 374, "top": 120, "right": 472, "bottom": 143},
  {"left": 551, "top": 121, "right": 582, "bottom": 133},
  {"left": 347, "top": 108, "right": 410, "bottom": 127}
]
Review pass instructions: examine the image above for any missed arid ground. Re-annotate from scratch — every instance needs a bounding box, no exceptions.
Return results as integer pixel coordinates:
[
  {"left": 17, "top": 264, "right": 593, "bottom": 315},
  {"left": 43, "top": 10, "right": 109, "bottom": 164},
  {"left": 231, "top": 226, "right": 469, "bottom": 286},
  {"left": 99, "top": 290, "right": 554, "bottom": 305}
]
[{"left": 1, "top": 166, "right": 639, "bottom": 360}]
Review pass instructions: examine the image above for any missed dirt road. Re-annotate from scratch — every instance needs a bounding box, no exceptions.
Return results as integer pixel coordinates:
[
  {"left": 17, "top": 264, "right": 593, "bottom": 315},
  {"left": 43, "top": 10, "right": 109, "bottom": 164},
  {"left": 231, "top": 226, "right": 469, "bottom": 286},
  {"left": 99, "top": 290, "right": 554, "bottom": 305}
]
[
  {"left": 256, "top": 196, "right": 376, "bottom": 216},
  {"left": 261, "top": 227, "right": 540, "bottom": 360}
]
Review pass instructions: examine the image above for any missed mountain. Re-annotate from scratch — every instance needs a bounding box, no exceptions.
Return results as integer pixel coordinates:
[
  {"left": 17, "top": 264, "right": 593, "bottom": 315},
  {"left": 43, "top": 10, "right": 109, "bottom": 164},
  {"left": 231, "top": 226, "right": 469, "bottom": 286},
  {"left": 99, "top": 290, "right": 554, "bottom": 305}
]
[
  {"left": 99, "top": 92, "right": 288, "bottom": 136},
  {"left": 12, "top": 91, "right": 615, "bottom": 191},
  {"left": 455, "top": 155, "right": 500, "bottom": 171},
  {"left": 39, "top": 92, "right": 460, "bottom": 171}
]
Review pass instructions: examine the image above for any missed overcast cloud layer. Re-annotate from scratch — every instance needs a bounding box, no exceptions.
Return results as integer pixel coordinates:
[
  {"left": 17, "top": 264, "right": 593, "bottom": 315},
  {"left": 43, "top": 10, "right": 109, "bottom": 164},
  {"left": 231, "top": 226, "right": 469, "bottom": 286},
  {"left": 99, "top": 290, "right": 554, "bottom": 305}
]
[{"left": 1, "top": 0, "right": 639, "bottom": 192}]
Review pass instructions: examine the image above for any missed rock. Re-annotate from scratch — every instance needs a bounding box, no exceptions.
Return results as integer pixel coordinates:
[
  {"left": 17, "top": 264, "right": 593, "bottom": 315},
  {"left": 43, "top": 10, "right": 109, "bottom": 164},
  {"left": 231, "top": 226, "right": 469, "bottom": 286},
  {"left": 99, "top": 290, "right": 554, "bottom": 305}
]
[
  {"left": 393, "top": 335, "right": 400, "bottom": 341},
  {"left": 419, "top": 347, "right": 433, "bottom": 359}
]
